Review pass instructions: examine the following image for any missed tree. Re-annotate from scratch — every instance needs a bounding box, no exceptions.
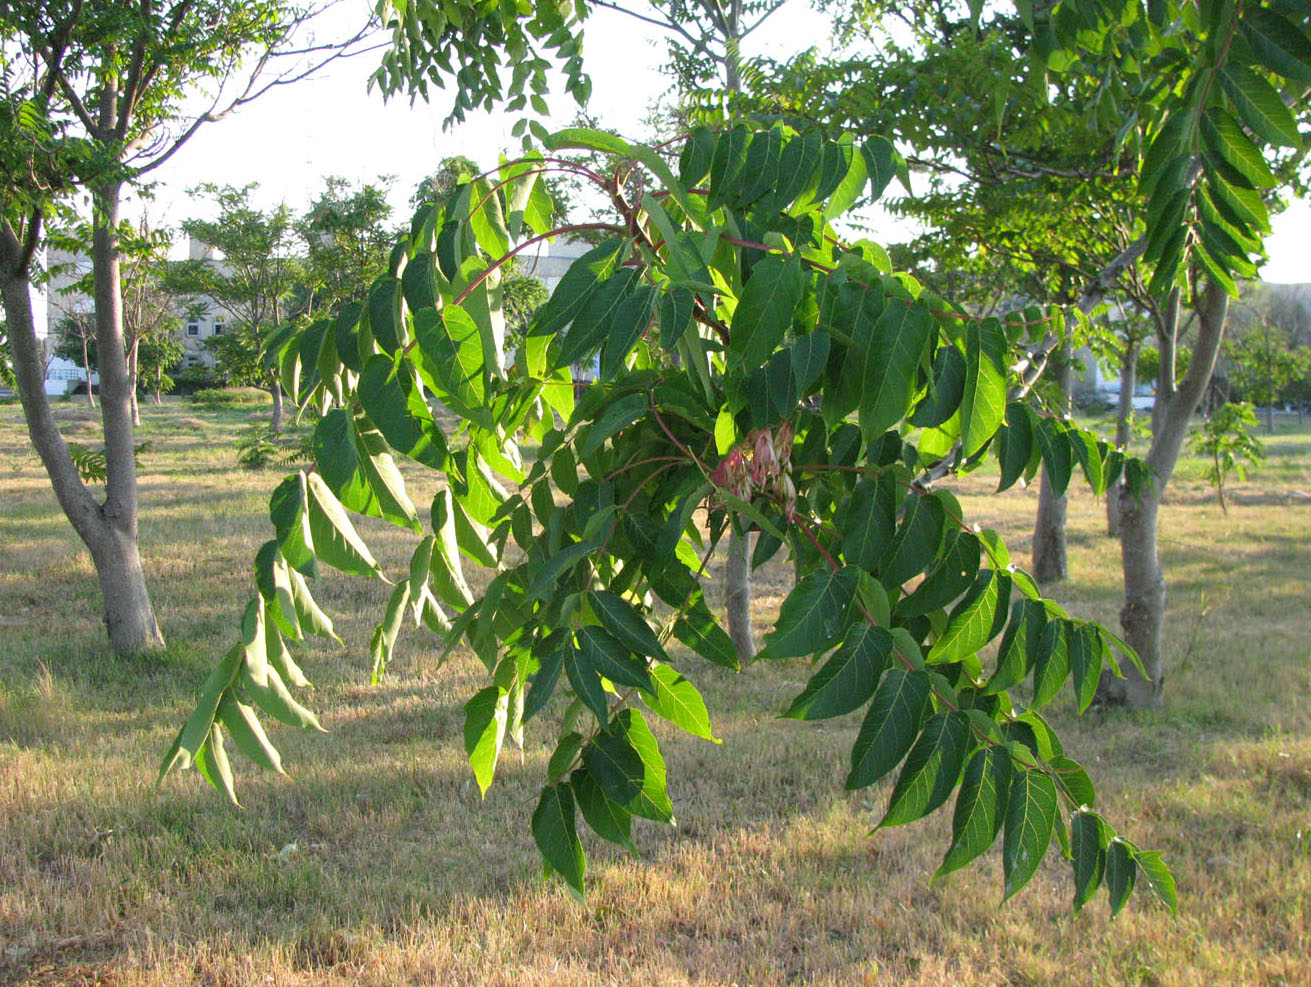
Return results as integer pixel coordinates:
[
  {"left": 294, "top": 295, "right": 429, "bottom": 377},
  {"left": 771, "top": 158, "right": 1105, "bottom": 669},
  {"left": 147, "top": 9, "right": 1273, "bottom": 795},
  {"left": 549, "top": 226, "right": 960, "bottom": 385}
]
[
  {"left": 53, "top": 309, "right": 97, "bottom": 405},
  {"left": 1189, "top": 400, "right": 1264, "bottom": 514},
  {"left": 1226, "top": 322, "right": 1311, "bottom": 432},
  {"left": 0, "top": 0, "right": 375, "bottom": 657},
  {"left": 176, "top": 184, "right": 303, "bottom": 431},
  {"left": 137, "top": 328, "right": 184, "bottom": 404},
  {"left": 163, "top": 122, "right": 1178, "bottom": 919},
  {"left": 298, "top": 176, "right": 397, "bottom": 321}
]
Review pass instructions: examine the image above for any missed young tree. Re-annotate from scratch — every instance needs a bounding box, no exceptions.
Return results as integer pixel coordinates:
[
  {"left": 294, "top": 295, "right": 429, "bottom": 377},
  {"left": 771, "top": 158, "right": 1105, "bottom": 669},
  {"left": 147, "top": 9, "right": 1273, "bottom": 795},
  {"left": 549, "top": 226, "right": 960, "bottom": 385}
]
[
  {"left": 164, "top": 123, "right": 1178, "bottom": 919},
  {"left": 298, "top": 176, "right": 397, "bottom": 320},
  {"left": 1226, "top": 322, "right": 1311, "bottom": 432},
  {"left": 0, "top": 1, "right": 376, "bottom": 656},
  {"left": 176, "top": 185, "right": 303, "bottom": 431},
  {"left": 1189, "top": 400, "right": 1264, "bottom": 514}
]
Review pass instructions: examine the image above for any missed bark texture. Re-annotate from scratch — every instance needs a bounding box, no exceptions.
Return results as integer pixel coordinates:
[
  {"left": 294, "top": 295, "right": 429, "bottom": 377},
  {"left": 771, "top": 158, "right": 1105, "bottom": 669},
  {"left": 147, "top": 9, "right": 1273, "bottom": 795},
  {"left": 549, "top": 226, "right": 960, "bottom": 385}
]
[
  {"left": 1031, "top": 340, "right": 1073, "bottom": 583},
  {"left": 725, "top": 526, "right": 756, "bottom": 662},
  {"left": 1100, "top": 284, "right": 1228, "bottom": 709},
  {"left": 1106, "top": 342, "right": 1138, "bottom": 537}
]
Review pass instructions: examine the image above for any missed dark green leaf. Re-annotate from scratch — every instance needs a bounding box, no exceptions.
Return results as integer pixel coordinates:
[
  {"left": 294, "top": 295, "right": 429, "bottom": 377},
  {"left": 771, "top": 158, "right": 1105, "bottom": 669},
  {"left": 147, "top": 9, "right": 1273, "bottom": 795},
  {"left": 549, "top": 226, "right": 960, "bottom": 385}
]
[
  {"left": 996, "top": 403, "right": 1034, "bottom": 492},
  {"left": 728, "top": 253, "right": 805, "bottom": 374},
  {"left": 855, "top": 298, "right": 935, "bottom": 441},
  {"left": 846, "top": 669, "right": 933, "bottom": 790},
  {"left": 783, "top": 625, "right": 894, "bottom": 720},
  {"left": 565, "top": 646, "right": 610, "bottom": 724},
  {"left": 532, "top": 783, "right": 585, "bottom": 896},
  {"left": 879, "top": 492, "right": 946, "bottom": 588},
  {"left": 928, "top": 571, "right": 1008, "bottom": 664},
  {"left": 880, "top": 711, "right": 972, "bottom": 828},
  {"left": 1002, "top": 769, "right": 1059, "bottom": 902},
  {"left": 936, "top": 746, "right": 1012, "bottom": 878},
  {"left": 1219, "top": 63, "right": 1302, "bottom": 148},
  {"left": 1106, "top": 839, "right": 1136, "bottom": 917},
  {"left": 761, "top": 566, "right": 859, "bottom": 659},
  {"left": 837, "top": 473, "right": 896, "bottom": 572},
  {"left": 577, "top": 625, "right": 653, "bottom": 692},
  {"left": 571, "top": 767, "right": 636, "bottom": 854},
  {"left": 1032, "top": 619, "right": 1071, "bottom": 708},
  {"left": 1071, "top": 810, "right": 1108, "bottom": 913}
]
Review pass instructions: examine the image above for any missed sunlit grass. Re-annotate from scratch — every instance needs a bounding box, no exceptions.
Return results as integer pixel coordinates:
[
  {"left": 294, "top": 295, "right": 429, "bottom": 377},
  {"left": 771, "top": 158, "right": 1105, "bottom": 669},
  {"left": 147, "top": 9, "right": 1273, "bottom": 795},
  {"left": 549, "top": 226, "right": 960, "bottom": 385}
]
[{"left": 1, "top": 400, "right": 1308, "bottom": 985}]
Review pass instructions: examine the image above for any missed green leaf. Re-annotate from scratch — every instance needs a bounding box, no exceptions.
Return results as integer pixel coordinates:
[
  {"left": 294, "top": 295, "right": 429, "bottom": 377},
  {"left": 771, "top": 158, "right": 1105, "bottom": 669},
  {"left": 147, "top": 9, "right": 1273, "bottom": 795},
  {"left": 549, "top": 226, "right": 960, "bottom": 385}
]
[
  {"left": 369, "top": 580, "right": 410, "bottom": 682},
  {"left": 783, "top": 624, "right": 893, "bottom": 720},
  {"left": 1201, "top": 108, "right": 1279, "bottom": 188},
  {"left": 463, "top": 686, "right": 508, "bottom": 797},
  {"left": 1106, "top": 839, "right": 1136, "bottom": 917},
  {"left": 855, "top": 298, "right": 935, "bottom": 441},
  {"left": 1240, "top": 8, "right": 1311, "bottom": 84},
  {"left": 414, "top": 305, "right": 487, "bottom": 419},
  {"left": 558, "top": 267, "right": 640, "bottom": 369},
  {"left": 880, "top": 711, "right": 971, "bottom": 828},
  {"left": 532, "top": 783, "right": 585, "bottom": 897},
  {"left": 1050, "top": 755, "right": 1095, "bottom": 808},
  {"left": 545, "top": 127, "right": 632, "bottom": 156},
  {"left": 960, "top": 320, "right": 1007, "bottom": 457},
  {"left": 846, "top": 669, "right": 933, "bottom": 790},
  {"left": 728, "top": 253, "right": 804, "bottom": 374},
  {"left": 591, "top": 590, "right": 667, "bottom": 662},
  {"left": 1002, "top": 769, "right": 1059, "bottom": 902},
  {"left": 996, "top": 403, "right": 1034, "bottom": 492},
  {"left": 672, "top": 606, "right": 739, "bottom": 670},
  {"left": 358, "top": 356, "right": 448, "bottom": 470},
  {"left": 986, "top": 599, "right": 1046, "bottom": 694},
  {"left": 936, "top": 746, "right": 1012, "bottom": 879},
  {"left": 571, "top": 767, "right": 636, "bottom": 854},
  {"left": 600, "top": 284, "right": 656, "bottom": 381},
  {"left": 548, "top": 731, "right": 585, "bottom": 782},
  {"left": 1133, "top": 849, "right": 1178, "bottom": 916},
  {"left": 530, "top": 238, "right": 625, "bottom": 337},
  {"left": 911, "top": 345, "right": 966, "bottom": 428},
  {"left": 581, "top": 726, "right": 645, "bottom": 806},
  {"left": 578, "top": 391, "right": 647, "bottom": 456},
  {"left": 837, "top": 473, "right": 896, "bottom": 572},
  {"left": 790, "top": 331, "right": 831, "bottom": 394},
  {"left": 242, "top": 660, "right": 323, "bottom": 732},
  {"left": 304, "top": 472, "right": 383, "bottom": 578},
  {"left": 1219, "top": 63, "right": 1302, "bottom": 148},
  {"left": 928, "top": 571, "right": 1008, "bottom": 664},
  {"left": 761, "top": 566, "right": 859, "bottom": 660},
  {"left": 879, "top": 493, "right": 946, "bottom": 588},
  {"left": 216, "top": 695, "right": 284, "bottom": 775},
  {"left": 1031, "top": 619, "right": 1071, "bottom": 708},
  {"left": 577, "top": 624, "right": 653, "bottom": 692},
  {"left": 565, "top": 645, "right": 610, "bottom": 724},
  {"left": 639, "top": 663, "right": 718, "bottom": 741},
  {"left": 659, "top": 287, "right": 695, "bottom": 351},
  {"left": 429, "top": 489, "right": 475, "bottom": 608},
  {"left": 1071, "top": 810, "right": 1108, "bottom": 913},
  {"left": 1068, "top": 624, "right": 1102, "bottom": 713},
  {"left": 1036, "top": 418, "right": 1073, "bottom": 499},
  {"left": 612, "top": 709, "right": 673, "bottom": 823}
]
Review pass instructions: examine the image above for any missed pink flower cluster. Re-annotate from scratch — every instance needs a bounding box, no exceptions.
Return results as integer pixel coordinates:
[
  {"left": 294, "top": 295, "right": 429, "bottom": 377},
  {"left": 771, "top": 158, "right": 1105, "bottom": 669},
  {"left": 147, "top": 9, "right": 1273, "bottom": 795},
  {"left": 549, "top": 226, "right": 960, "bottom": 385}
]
[{"left": 709, "top": 421, "right": 797, "bottom": 517}]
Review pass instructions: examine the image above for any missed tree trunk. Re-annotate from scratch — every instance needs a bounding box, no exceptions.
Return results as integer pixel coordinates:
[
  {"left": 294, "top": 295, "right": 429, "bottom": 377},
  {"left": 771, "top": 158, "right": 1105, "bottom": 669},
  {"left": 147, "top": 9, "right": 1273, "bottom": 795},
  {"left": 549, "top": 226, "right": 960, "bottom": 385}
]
[
  {"left": 1100, "top": 283, "right": 1228, "bottom": 709},
  {"left": 725, "top": 526, "right": 756, "bottom": 662},
  {"left": 1, "top": 220, "right": 164, "bottom": 656},
  {"left": 128, "top": 339, "right": 141, "bottom": 426},
  {"left": 81, "top": 336, "right": 95, "bottom": 407},
  {"left": 1265, "top": 402, "right": 1274, "bottom": 434},
  {"left": 270, "top": 382, "right": 284, "bottom": 432},
  {"left": 1106, "top": 341, "right": 1138, "bottom": 537},
  {"left": 1032, "top": 339, "right": 1073, "bottom": 582}
]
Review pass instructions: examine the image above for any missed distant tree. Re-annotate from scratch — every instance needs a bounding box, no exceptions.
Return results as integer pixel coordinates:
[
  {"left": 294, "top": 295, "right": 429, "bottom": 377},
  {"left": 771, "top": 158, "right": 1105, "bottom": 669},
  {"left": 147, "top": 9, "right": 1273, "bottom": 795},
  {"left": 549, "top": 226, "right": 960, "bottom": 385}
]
[
  {"left": 1226, "top": 323, "right": 1311, "bottom": 432},
  {"left": 0, "top": 0, "right": 377, "bottom": 657},
  {"left": 137, "top": 330, "right": 185, "bottom": 405},
  {"left": 299, "top": 177, "right": 397, "bottom": 320},
  {"left": 54, "top": 309, "right": 97, "bottom": 405},
  {"left": 175, "top": 185, "right": 302, "bottom": 431}
]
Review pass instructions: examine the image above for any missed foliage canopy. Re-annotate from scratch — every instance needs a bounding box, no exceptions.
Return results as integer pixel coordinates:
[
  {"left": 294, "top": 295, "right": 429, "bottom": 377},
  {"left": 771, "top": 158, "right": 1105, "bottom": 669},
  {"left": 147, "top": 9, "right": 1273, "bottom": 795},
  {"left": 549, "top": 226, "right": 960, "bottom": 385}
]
[{"left": 162, "top": 121, "right": 1176, "bottom": 917}]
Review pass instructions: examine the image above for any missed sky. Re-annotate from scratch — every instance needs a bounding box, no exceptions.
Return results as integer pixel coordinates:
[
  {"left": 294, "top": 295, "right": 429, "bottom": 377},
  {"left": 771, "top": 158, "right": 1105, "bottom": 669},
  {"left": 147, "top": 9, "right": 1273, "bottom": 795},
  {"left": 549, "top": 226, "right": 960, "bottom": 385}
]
[{"left": 131, "top": 1, "right": 1310, "bottom": 285}]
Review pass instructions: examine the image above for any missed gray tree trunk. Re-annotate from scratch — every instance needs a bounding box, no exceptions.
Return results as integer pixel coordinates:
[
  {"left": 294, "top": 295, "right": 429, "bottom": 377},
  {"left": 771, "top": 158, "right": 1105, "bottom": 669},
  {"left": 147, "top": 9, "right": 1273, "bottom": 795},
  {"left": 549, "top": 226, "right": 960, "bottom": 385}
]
[
  {"left": 725, "top": 526, "right": 755, "bottom": 662},
  {"left": 720, "top": 0, "right": 756, "bottom": 661},
  {"left": 128, "top": 339, "right": 141, "bottom": 426},
  {"left": 81, "top": 335, "right": 95, "bottom": 407},
  {"left": 1106, "top": 342, "right": 1138, "bottom": 537},
  {"left": 1, "top": 214, "right": 164, "bottom": 657},
  {"left": 1032, "top": 340, "right": 1073, "bottom": 583},
  {"left": 270, "top": 383, "right": 284, "bottom": 433},
  {"left": 1100, "top": 284, "right": 1228, "bottom": 709}
]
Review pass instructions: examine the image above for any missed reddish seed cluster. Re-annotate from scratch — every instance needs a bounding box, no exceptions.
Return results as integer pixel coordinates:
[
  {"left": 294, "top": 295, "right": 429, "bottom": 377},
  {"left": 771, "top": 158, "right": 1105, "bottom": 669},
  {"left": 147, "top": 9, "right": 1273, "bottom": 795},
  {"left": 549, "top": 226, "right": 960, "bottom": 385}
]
[{"left": 709, "top": 421, "right": 797, "bottom": 517}]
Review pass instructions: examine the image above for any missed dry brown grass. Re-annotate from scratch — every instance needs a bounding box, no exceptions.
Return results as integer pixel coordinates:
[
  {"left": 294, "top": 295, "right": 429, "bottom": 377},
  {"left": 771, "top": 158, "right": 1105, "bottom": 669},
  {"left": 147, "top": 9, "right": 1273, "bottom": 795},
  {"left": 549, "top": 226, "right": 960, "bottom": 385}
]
[{"left": 1, "top": 400, "right": 1308, "bottom": 986}]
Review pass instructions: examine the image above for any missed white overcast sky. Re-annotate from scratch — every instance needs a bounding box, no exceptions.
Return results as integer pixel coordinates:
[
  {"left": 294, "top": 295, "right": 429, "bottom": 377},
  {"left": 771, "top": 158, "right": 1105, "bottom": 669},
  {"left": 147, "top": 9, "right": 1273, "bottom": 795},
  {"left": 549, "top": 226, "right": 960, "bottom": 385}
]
[{"left": 131, "top": 1, "right": 1309, "bottom": 284}]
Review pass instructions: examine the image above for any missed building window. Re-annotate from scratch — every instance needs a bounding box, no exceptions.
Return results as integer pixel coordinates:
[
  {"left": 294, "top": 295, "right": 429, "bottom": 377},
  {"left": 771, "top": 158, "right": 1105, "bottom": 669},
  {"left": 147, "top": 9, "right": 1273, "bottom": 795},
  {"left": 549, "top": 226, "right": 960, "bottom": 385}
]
[
  {"left": 213, "top": 322, "right": 224, "bottom": 336},
  {"left": 186, "top": 356, "right": 201, "bottom": 367},
  {"left": 186, "top": 321, "right": 199, "bottom": 337}
]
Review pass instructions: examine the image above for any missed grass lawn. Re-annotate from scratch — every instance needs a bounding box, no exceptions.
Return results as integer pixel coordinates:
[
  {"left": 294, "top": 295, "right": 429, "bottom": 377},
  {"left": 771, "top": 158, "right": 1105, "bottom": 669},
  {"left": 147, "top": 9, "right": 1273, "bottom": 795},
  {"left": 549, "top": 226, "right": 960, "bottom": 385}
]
[{"left": 1, "top": 398, "right": 1309, "bottom": 986}]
